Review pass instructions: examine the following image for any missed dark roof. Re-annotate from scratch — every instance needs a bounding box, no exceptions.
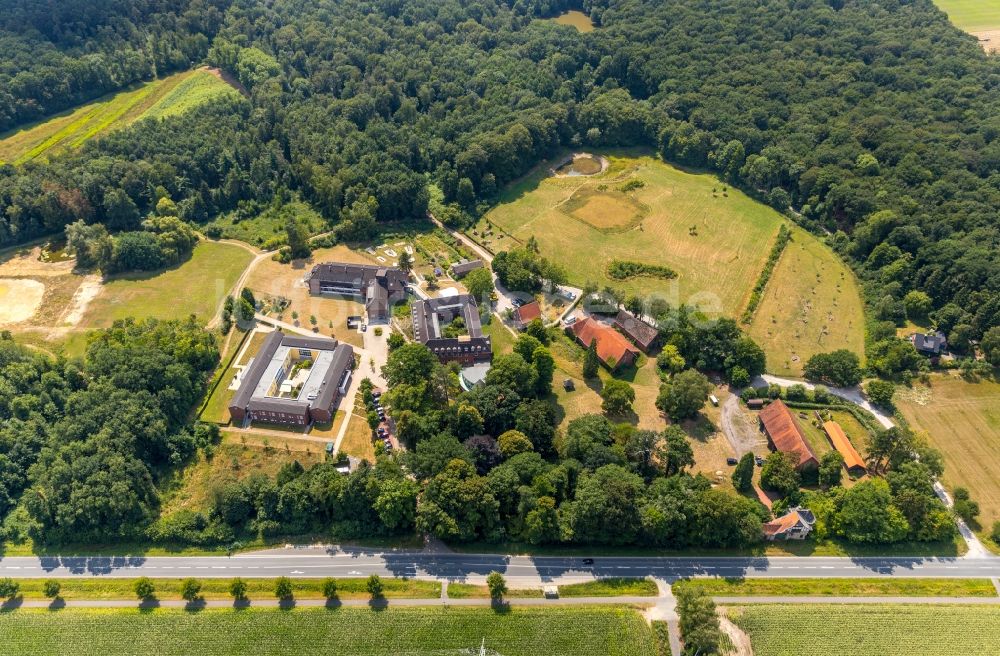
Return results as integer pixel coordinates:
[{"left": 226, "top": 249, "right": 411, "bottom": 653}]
[
  {"left": 310, "top": 262, "right": 407, "bottom": 320},
  {"left": 412, "top": 295, "right": 491, "bottom": 360},
  {"left": 759, "top": 399, "right": 818, "bottom": 470},
  {"left": 229, "top": 331, "right": 283, "bottom": 413},
  {"left": 911, "top": 331, "right": 947, "bottom": 354},
  {"left": 451, "top": 259, "right": 484, "bottom": 277},
  {"left": 614, "top": 309, "right": 658, "bottom": 350},
  {"left": 229, "top": 331, "right": 353, "bottom": 417}
]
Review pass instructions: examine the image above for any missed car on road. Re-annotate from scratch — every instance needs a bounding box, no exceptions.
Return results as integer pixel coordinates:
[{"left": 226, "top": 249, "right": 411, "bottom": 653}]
[
  {"left": 726, "top": 457, "right": 738, "bottom": 466},
  {"left": 582, "top": 558, "right": 594, "bottom": 565}
]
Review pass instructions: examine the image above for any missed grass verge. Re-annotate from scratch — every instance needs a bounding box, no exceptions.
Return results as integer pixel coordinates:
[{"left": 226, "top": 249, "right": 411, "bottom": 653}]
[{"left": 675, "top": 577, "right": 997, "bottom": 597}]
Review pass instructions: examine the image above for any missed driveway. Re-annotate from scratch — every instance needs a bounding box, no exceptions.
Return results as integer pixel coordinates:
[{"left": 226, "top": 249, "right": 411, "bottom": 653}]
[{"left": 720, "top": 392, "right": 769, "bottom": 457}]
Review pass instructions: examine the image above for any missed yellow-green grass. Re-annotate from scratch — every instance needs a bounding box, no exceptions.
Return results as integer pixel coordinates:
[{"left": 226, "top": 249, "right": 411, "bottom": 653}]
[
  {"left": 896, "top": 374, "right": 1000, "bottom": 529},
  {"left": 933, "top": 0, "right": 1000, "bottom": 31},
  {"left": 0, "top": 607, "right": 656, "bottom": 656},
  {"left": 339, "top": 413, "right": 376, "bottom": 461},
  {"left": 558, "top": 578, "right": 658, "bottom": 597},
  {"left": 547, "top": 10, "right": 596, "bottom": 32},
  {"left": 748, "top": 225, "right": 866, "bottom": 376},
  {"left": 80, "top": 241, "right": 253, "bottom": 331},
  {"left": 729, "top": 604, "right": 1000, "bottom": 656},
  {"left": 675, "top": 577, "right": 996, "bottom": 597},
  {"left": 0, "top": 69, "right": 238, "bottom": 165},
  {"left": 198, "top": 329, "right": 270, "bottom": 424},
  {"left": 478, "top": 152, "right": 827, "bottom": 324},
  {"left": 161, "top": 440, "right": 323, "bottom": 515},
  {"left": 1, "top": 578, "right": 439, "bottom": 602},
  {"left": 446, "top": 583, "right": 543, "bottom": 599}
]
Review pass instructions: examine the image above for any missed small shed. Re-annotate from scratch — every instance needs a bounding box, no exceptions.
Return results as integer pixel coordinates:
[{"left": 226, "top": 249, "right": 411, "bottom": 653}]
[
  {"left": 563, "top": 379, "right": 575, "bottom": 392},
  {"left": 747, "top": 398, "right": 765, "bottom": 409}
]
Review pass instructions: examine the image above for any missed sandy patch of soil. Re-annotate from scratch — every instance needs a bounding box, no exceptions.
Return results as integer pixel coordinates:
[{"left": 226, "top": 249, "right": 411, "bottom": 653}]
[
  {"left": 59, "top": 274, "right": 103, "bottom": 326},
  {"left": 0, "top": 278, "right": 46, "bottom": 324},
  {"left": 719, "top": 611, "right": 754, "bottom": 656},
  {"left": 974, "top": 30, "right": 1000, "bottom": 54},
  {"left": 550, "top": 152, "right": 610, "bottom": 177},
  {"left": 0, "top": 246, "right": 76, "bottom": 277}
]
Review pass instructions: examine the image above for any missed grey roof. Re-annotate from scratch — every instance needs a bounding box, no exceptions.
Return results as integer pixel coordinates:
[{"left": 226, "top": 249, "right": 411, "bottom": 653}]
[
  {"left": 451, "top": 259, "right": 484, "bottom": 276},
  {"left": 310, "top": 261, "right": 407, "bottom": 321},
  {"left": 911, "top": 331, "right": 947, "bottom": 354},
  {"left": 411, "top": 294, "right": 491, "bottom": 360},
  {"left": 614, "top": 309, "right": 658, "bottom": 349},
  {"left": 230, "top": 331, "right": 353, "bottom": 417}
]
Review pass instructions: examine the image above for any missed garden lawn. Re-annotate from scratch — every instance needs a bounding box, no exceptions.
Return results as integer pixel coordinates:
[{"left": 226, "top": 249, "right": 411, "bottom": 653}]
[
  {"left": 0, "top": 69, "right": 238, "bottom": 164},
  {"left": 729, "top": 604, "right": 1000, "bottom": 656},
  {"left": 896, "top": 374, "right": 1000, "bottom": 529},
  {"left": 748, "top": 225, "right": 865, "bottom": 376},
  {"left": 80, "top": 241, "right": 253, "bottom": 330},
  {"left": 676, "top": 577, "right": 996, "bottom": 597},
  {"left": 0, "top": 607, "right": 656, "bottom": 656}
]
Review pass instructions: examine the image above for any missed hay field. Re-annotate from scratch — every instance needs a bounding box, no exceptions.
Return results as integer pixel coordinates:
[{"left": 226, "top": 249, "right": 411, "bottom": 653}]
[
  {"left": 81, "top": 241, "right": 253, "bottom": 330},
  {"left": 896, "top": 374, "right": 1000, "bottom": 528},
  {"left": 477, "top": 153, "right": 785, "bottom": 320},
  {"left": 748, "top": 226, "right": 865, "bottom": 376},
  {"left": 0, "top": 607, "right": 656, "bottom": 656},
  {"left": 0, "top": 68, "right": 239, "bottom": 164},
  {"left": 0, "top": 278, "right": 45, "bottom": 324},
  {"left": 729, "top": 604, "right": 1000, "bottom": 656}
]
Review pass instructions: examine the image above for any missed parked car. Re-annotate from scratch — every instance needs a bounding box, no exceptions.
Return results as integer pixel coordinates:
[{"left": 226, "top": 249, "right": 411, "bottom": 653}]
[
  {"left": 755, "top": 455, "right": 765, "bottom": 466},
  {"left": 582, "top": 558, "right": 594, "bottom": 565},
  {"left": 726, "top": 457, "right": 738, "bottom": 466},
  {"left": 361, "top": 324, "right": 367, "bottom": 332},
  {"left": 372, "top": 391, "right": 381, "bottom": 399}
]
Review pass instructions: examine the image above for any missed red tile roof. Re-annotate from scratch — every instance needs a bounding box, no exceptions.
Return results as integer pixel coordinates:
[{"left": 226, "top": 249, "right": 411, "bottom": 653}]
[
  {"left": 758, "top": 400, "right": 818, "bottom": 470},
  {"left": 516, "top": 301, "right": 542, "bottom": 324},
  {"left": 570, "top": 317, "right": 640, "bottom": 369},
  {"left": 762, "top": 510, "right": 807, "bottom": 537},
  {"left": 823, "top": 421, "right": 867, "bottom": 472}
]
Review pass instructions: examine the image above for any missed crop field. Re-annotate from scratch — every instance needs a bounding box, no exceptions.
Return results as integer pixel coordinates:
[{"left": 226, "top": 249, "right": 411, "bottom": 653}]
[
  {"left": 896, "top": 374, "right": 1000, "bottom": 528},
  {"left": 748, "top": 226, "right": 865, "bottom": 376},
  {"left": 0, "top": 607, "right": 657, "bottom": 656},
  {"left": 80, "top": 241, "right": 253, "bottom": 331},
  {"left": 0, "top": 68, "right": 239, "bottom": 164},
  {"left": 477, "top": 152, "right": 789, "bottom": 319},
  {"left": 729, "top": 604, "right": 1000, "bottom": 656}
]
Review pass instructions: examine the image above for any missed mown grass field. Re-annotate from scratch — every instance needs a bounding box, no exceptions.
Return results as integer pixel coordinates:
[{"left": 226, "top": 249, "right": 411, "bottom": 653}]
[
  {"left": 0, "top": 68, "right": 239, "bottom": 164},
  {"left": 896, "top": 374, "right": 1000, "bottom": 529},
  {"left": 729, "top": 604, "right": 1000, "bottom": 656},
  {"left": 675, "top": 577, "right": 996, "bottom": 597},
  {"left": 477, "top": 152, "right": 784, "bottom": 318},
  {"left": 80, "top": 240, "right": 253, "bottom": 331},
  {"left": 748, "top": 226, "right": 866, "bottom": 376},
  {"left": 0, "top": 607, "right": 657, "bottom": 656},
  {"left": 933, "top": 0, "right": 1000, "bottom": 30}
]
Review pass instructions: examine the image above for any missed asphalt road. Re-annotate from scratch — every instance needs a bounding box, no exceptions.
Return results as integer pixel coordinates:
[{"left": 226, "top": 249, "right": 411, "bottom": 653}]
[{"left": 1, "top": 551, "right": 998, "bottom": 583}]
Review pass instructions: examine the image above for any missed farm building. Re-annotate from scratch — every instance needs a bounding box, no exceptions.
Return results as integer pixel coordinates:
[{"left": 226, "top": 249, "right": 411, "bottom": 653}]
[
  {"left": 762, "top": 507, "right": 816, "bottom": 541},
  {"left": 570, "top": 317, "right": 640, "bottom": 371},
  {"left": 514, "top": 300, "right": 542, "bottom": 329},
  {"left": 450, "top": 259, "right": 484, "bottom": 278},
  {"left": 614, "top": 309, "right": 658, "bottom": 352},
  {"left": 747, "top": 398, "right": 765, "bottom": 409},
  {"left": 411, "top": 294, "right": 492, "bottom": 366},
  {"left": 822, "top": 421, "right": 867, "bottom": 475},
  {"left": 308, "top": 262, "right": 408, "bottom": 324},
  {"left": 758, "top": 399, "right": 819, "bottom": 472},
  {"left": 229, "top": 331, "right": 354, "bottom": 426}
]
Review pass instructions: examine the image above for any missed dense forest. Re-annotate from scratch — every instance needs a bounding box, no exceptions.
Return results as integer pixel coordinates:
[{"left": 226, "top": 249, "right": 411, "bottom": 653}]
[{"left": 1, "top": 0, "right": 999, "bottom": 339}]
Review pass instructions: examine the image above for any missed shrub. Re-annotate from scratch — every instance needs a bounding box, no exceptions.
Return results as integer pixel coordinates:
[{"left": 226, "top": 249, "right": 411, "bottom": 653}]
[
  {"left": 229, "top": 578, "right": 248, "bottom": 600},
  {"left": 991, "top": 521, "right": 1000, "bottom": 544},
  {"left": 0, "top": 577, "right": 20, "bottom": 599},
  {"left": 322, "top": 578, "right": 338, "bottom": 599},
  {"left": 133, "top": 577, "right": 155, "bottom": 600},
  {"left": 487, "top": 571, "right": 507, "bottom": 600},
  {"left": 42, "top": 579, "right": 61, "bottom": 599},
  {"left": 367, "top": 574, "right": 383, "bottom": 599},
  {"left": 607, "top": 259, "right": 676, "bottom": 281},
  {"left": 180, "top": 577, "right": 202, "bottom": 602},
  {"left": 865, "top": 379, "right": 895, "bottom": 408},
  {"left": 274, "top": 576, "right": 293, "bottom": 599}
]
